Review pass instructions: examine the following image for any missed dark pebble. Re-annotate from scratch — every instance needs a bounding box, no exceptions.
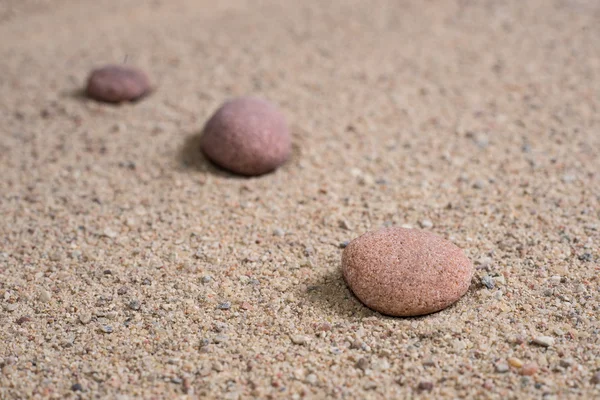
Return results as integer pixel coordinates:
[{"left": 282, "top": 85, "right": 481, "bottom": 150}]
[
  {"left": 85, "top": 65, "right": 151, "bottom": 103},
  {"left": 417, "top": 381, "right": 434, "bottom": 392},
  {"left": 16, "top": 316, "right": 31, "bottom": 325},
  {"left": 217, "top": 302, "right": 231, "bottom": 310},
  {"left": 71, "top": 383, "right": 83, "bottom": 392}
]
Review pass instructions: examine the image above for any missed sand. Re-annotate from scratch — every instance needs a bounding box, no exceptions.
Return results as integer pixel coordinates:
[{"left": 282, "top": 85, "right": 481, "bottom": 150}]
[{"left": 0, "top": 0, "right": 599, "bottom": 398}]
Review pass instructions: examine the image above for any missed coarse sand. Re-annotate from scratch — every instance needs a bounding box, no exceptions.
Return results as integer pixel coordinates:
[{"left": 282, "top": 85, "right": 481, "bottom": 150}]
[{"left": 0, "top": 0, "right": 599, "bottom": 399}]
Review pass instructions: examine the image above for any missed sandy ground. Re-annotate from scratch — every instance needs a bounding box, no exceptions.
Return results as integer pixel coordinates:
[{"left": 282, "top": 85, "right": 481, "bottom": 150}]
[{"left": 1, "top": 0, "right": 599, "bottom": 398}]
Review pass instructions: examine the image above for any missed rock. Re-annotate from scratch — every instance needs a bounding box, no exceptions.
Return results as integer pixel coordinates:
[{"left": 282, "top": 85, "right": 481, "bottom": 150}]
[
  {"left": 417, "top": 381, "right": 434, "bottom": 392},
  {"left": 419, "top": 219, "right": 433, "bottom": 229},
  {"left": 520, "top": 363, "right": 538, "bottom": 376},
  {"left": 200, "top": 97, "right": 291, "bottom": 176},
  {"left": 342, "top": 227, "right": 473, "bottom": 316},
  {"left": 532, "top": 336, "right": 555, "bottom": 347},
  {"left": 508, "top": 357, "right": 523, "bottom": 368},
  {"left": 85, "top": 65, "right": 152, "bottom": 103},
  {"left": 38, "top": 289, "right": 51, "bottom": 303},
  {"left": 290, "top": 335, "right": 308, "bottom": 345},
  {"left": 495, "top": 362, "right": 509, "bottom": 373}
]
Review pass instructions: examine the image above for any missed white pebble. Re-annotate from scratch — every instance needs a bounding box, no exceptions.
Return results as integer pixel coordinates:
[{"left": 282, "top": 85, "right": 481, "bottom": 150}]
[{"left": 532, "top": 336, "right": 555, "bottom": 347}]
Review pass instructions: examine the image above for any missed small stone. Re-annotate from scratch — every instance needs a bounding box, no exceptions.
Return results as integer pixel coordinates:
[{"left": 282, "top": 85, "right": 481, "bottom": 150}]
[
  {"left": 363, "top": 381, "right": 378, "bottom": 390},
  {"left": 49, "top": 252, "right": 63, "bottom": 262},
  {"left": 79, "top": 313, "right": 92, "bottom": 324},
  {"left": 15, "top": 316, "right": 31, "bottom": 325},
  {"left": 86, "top": 65, "right": 152, "bottom": 103},
  {"left": 520, "top": 363, "right": 538, "bottom": 376},
  {"left": 141, "top": 278, "right": 152, "bottom": 286},
  {"left": 559, "top": 358, "right": 574, "bottom": 368},
  {"left": 422, "top": 358, "right": 436, "bottom": 367},
  {"left": 3, "top": 304, "right": 17, "bottom": 312},
  {"left": 71, "top": 383, "right": 83, "bottom": 392},
  {"left": 339, "top": 220, "right": 352, "bottom": 231},
  {"left": 102, "top": 228, "right": 118, "bottom": 238},
  {"left": 214, "top": 334, "right": 229, "bottom": 344},
  {"left": 419, "top": 219, "right": 433, "bottom": 229},
  {"left": 305, "top": 374, "right": 318, "bottom": 385},
  {"left": 272, "top": 228, "right": 285, "bottom": 237},
  {"left": 38, "top": 289, "right": 51, "bottom": 303},
  {"left": 339, "top": 241, "right": 350, "bottom": 249},
  {"left": 532, "top": 336, "right": 554, "bottom": 347},
  {"left": 342, "top": 227, "right": 473, "bottom": 316},
  {"left": 290, "top": 335, "right": 308, "bottom": 345},
  {"left": 481, "top": 275, "right": 495, "bottom": 289},
  {"left": 356, "top": 358, "right": 369, "bottom": 371},
  {"left": 212, "top": 362, "right": 224, "bottom": 372},
  {"left": 578, "top": 253, "right": 593, "bottom": 262},
  {"left": 495, "top": 362, "right": 509, "bottom": 373},
  {"left": 200, "top": 97, "right": 291, "bottom": 176},
  {"left": 201, "top": 275, "right": 212, "bottom": 284},
  {"left": 417, "top": 381, "right": 434, "bottom": 392},
  {"left": 101, "top": 325, "right": 114, "bottom": 334},
  {"left": 217, "top": 302, "right": 231, "bottom": 310},
  {"left": 508, "top": 357, "right": 524, "bottom": 368},
  {"left": 591, "top": 372, "right": 600, "bottom": 384},
  {"left": 472, "top": 179, "right": 486, "bottom": 189},
  {"left": 117, "top": 286, "right": 128, "bottom": 295},
  {"left": 103, "top": 269, "right": 112, "bottom": 275},
  {"left": 128, "top": 300, "right": 141, "bottom": 311}
]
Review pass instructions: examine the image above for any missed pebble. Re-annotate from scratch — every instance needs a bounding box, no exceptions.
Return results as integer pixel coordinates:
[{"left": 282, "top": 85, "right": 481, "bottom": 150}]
[
  {"left": 342, "top": 227, "right": 473, "bottom": 316},
  {"left": 100, "top": 325, "right": 114, "bottom": 334},
  {"left": 217, "top": 302, "right": 231, "bottom": 310},
  {"left": 508, "top": 357, "right": 524, "bottom": 368},
  {"left": 481, "top": 275, "right": 495, "bottom": 289},
  {"left": 520, "top": 363, "right": 538, "bottom": 376},
  {"left": 71, "top": 383, "right": 83, "bottom": 392},
  {"left": 85, "top": 65, "right": 151, "bottom": 103},
  {"left": 419, "top": 219, "right": 434, "bottom": 229},
  {"left": 532, "top": 336, "right": 554, "bottom": 347},
  {"left": 200, "top": 97, "right": 291, "bottom": 176},
  {"left": 305, "top": 374, "right": 318, "bottom": 385},
  {"left": 202, "top": 275, "right": 213, "bottom": 284},
  {"left": 495, "top": 362, "right": 510, "bottom": 373},
  {"left": 591, "top": 372, "right": 600, "bottom": 384},
  {"left": 417, "top": 381, "right": 434, "bottom": 392},
  {"left": 79, "top": 313, "right": 92, "bottom": 325},
  {"left": 356, "top": 358, "right": 369, "bottom": 371},
  {"left": 38, "top": 289, "right": 51, "bottom": 303},
  {"left": 15, "top": 316, "right": 31, "bottom": 325},
  {"left": 214, "top": 334, "right": 229, "bottom": 344},
  {"left": 290, "top": 335, "right": 308, "bottom": 345},
  {"left": 128, "top": 300, "right": 141, "bottom": 311},
  {"left": 272, "top": 228, "right": 285, "bottom": 237},
  {"left": 559, "top": 358, "right": 574, "bottom": 368},
  {"left": 339, "top": 241, "right": 350, "bottom": 249}
]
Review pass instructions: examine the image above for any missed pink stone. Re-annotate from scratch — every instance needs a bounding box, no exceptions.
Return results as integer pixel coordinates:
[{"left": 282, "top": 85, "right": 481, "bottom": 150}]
[
  {"left": 86, "top": 65, "right": 151, "bottom": 103},
  {"left": 342, "top": 227, "right": 473, "bottom": 316},
  {"left": 200, "top": 97, "right": 291, "bottom": 176}
]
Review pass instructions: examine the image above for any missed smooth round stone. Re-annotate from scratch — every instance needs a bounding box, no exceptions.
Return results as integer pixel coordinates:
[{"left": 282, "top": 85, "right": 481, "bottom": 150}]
[
  {"left": 85, "top": 65, "right": 151, "bottom": 103},
  {"left": 342, "top": 227, "right": 473, "bottom": 317},
  {"left": 200, "top": 97, "right": 291, "bottom": 176}
]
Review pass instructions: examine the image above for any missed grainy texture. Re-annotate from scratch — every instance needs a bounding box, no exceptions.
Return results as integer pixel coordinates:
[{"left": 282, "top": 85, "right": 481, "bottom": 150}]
[
  {"left": 342, "top": 227, "right": 473, "bottom": 316},
  {"left": 1, "top": 0, "right": 599, "bottom": 399},
  {"left": 86, "top": 65, "right": 151, "bottom": 103},
  {"left": 200, "top": 97, "right": 291, "bottom": 175}
]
